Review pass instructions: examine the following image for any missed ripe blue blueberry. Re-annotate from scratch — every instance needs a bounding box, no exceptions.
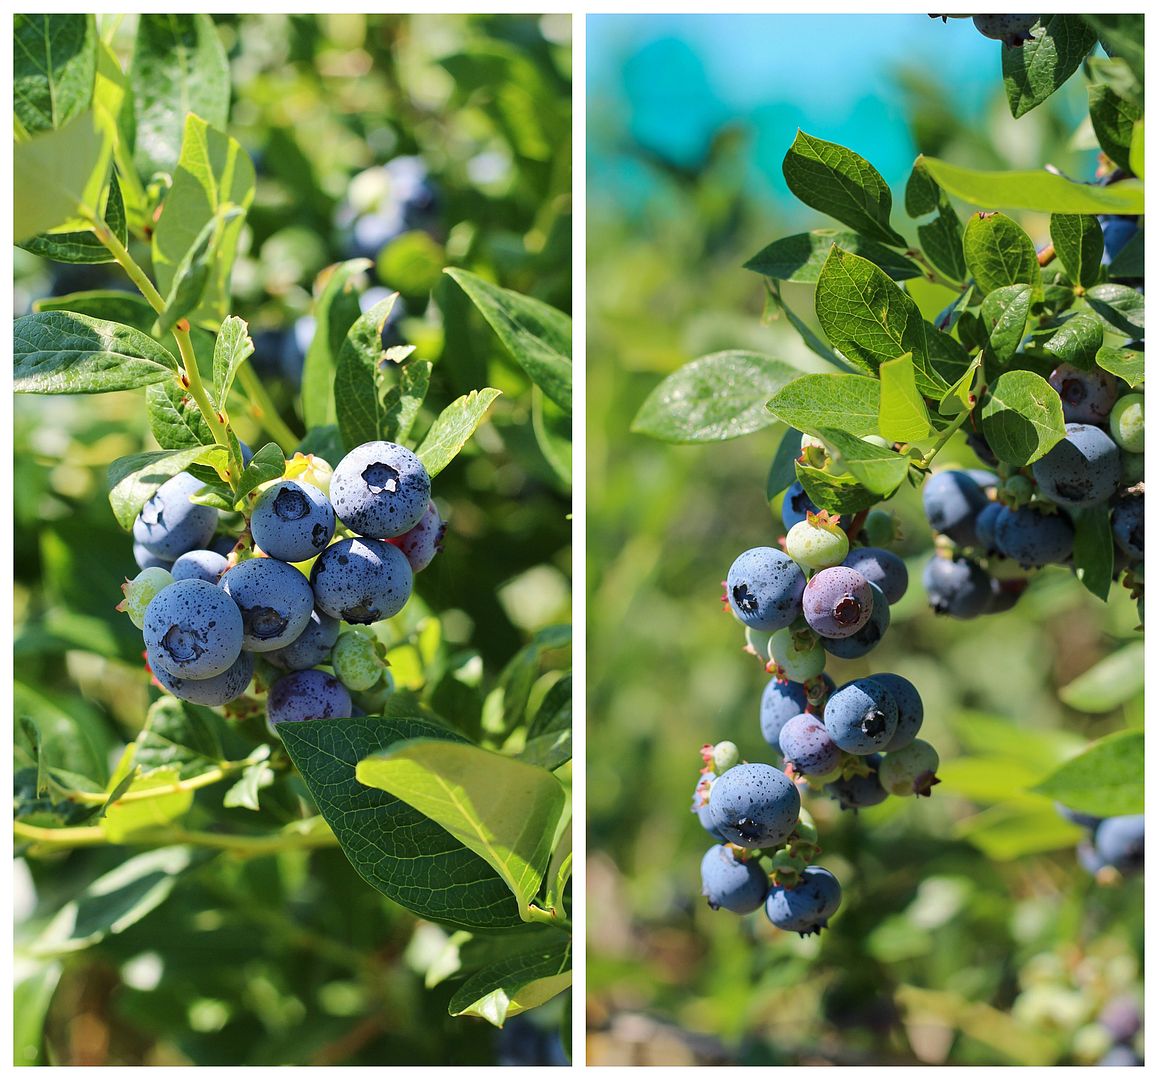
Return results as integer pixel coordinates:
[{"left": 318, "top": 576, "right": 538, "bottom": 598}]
[
  {"left": 210, "top": 535, "right": 238, "bottom": 558},
  {"left": 923, "top": 470, "right": 989, "bottom": 546},
  {"left": 778, "top": 714, "right": 842, "bottom": 778},
  {"left": 171, "top": 549, "right": 229, "bottom": 584},
  {"left": 330, "top": 441, "right": 431, "bottom": 539},
  {"left": 842, "top": 547, "right": 908, "bottom": 605},
  {"left": 707, "top": 762, "right": 801, "bottom": 849},
  {"left": 692, "top": 772, "right": 725, "bottom": 840},
  {"left": 760, "top": 678, "right": 810, "bottom": 751},
  {"left": 820, "top": 582, "right": 890, "bottom": 660},
  {"left": 1111, "top": 494, "right": 1143, "bottom": 561},
  {"left": 993, "top": 504, "right": 1075, "bottom": 567},
  {"left": 802, "top": 566, "right": 873, "bottom": 639},
  {"left": 1031, "top": 423, "right": 1120, "bottom": 508},
  {"left": 764, "top": 866, "right": 842, "bottom": 936},
  {"left": 219, "top": 557, "right": 315, "bottom": 652},
  {"left": 873, "top": 673, "right": 924, "bottom": 752},
  {"left": 824, "top": 679, "right": 898, "bottom": 755},
  {"left": 251, "top": 480, "right": 336, "bottom": 563},
  {"left": 266, "top": 609, "right": 341, "bottom": 671},
  {"left": 134, "top": 541, "right": 174, "bottom": 572},
  {"left": 1093, "top": 815, "right": 1144, "bottom": 874},
  {"left": 133, "top": 472, "right": 219, "bottom": 560},
  {"left": 923, "top": 554, "right": 992, "bottom": 618},
  {"left": 388, "top": 500, "right": 446, "bottom": 572},
  {"left": 1099, "top": 215, "right": 1139, "bottom": 264},
  {"left": 142, "top": 579, "right": 244, "bottom": 679},
  {"left": 780, "top": 481, "right": 818, "bottom": 532},
  {"left": 310, "top": 537, "right": 414, "bottom": 624},
  {"left": 825, "top": 754, "right": 888, "bottom": 811},
  {"left": 1048, "top": 363, "right": 1118, "bottom": 425},
  {"left": 974, "top": 502, "right": 1004, "bottom": 554},
  {"left": 971, "top": 14, "right": 1037, "bottom": 45},
  {"left": 267, "top": 668, "right": 353, "bottom": 725},
  {"left": 965, "top": 469, "right": 1000, "bottom": 492},
  {"left": 725, "top": 547, "right": 807, "bottom": 633},
  {"left": 1055, "top": 802, "right": 1103, "bottom": 831},
  {"left": 700, "top": 844, "right": 770, "bottom": 914},
  {"left": 148, "top": 648, "right": 253, "bottom": 707}
]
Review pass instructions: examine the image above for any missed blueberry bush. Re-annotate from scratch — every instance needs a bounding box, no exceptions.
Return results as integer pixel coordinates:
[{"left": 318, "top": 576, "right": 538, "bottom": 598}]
[
  {"left": 14, "top": 14, "right": 571, "bottom": 1065},
  {"left": 588, "top": 12, "right": 1141, "bottom": 1066}
]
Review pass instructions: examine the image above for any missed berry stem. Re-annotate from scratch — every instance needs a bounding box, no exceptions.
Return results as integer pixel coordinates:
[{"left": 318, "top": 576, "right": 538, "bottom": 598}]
[
  {"left": 915, "top": 407, "right": 973, "bottom": 469},
  {"left": 14, "top": 817, "right": 340, "bottom": 854}
]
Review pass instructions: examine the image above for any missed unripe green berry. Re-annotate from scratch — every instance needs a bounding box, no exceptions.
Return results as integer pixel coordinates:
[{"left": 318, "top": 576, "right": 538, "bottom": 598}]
[
  {"left": 1120, "top": 451, "right": 1144, "bottom": 486},
  {"left": 1003, "top": 474, "right": 1034, "bottom": 507},
  {"left": 799, "top": 433, "right": 828, "bottom": 469},
  {"left": 863, "top": 508, "right": 898, "bottom": 548},
  {"left": 351, "top": 670, "right": 396, "bottom": 714},
  {"left": 117, "top": 567, "right": 175, "bottom": 629},
  {"left": 332, "top": 629, "right": 385, "bottom": 692},
  {"left": 745, "top": 626, "right": 772, "bottom": 664},
  {"left": 711, "top": 740, "right": 740, "bottom": 774},
  {"left": 1110, "top": 394, "right": 1144, "bottom": 454},
  {"left": 769, "top": 628, "right": 826, "bottom": 681},
  {"left": 862, "top": 434, "right": 890, "bottom": 449},
  {"left": 785, "top": 514, "right": 848, "bottom": 570},
  {"left": 879, "top": 739, "right": 941, "bottom": 797}
]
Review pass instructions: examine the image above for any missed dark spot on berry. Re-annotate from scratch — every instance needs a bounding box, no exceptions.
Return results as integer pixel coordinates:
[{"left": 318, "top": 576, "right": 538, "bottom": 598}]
[{"left": 311, "top": 523, "right": 328, "bottom": 547}]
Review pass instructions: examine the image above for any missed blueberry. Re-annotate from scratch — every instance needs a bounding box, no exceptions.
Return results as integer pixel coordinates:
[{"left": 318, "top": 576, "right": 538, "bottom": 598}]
[
  {"left": 171, "top": 549, "right": 229, "bottom": 584},
  {"left": 700, "top": 844, "right": 770, "bottom": 914},
  {"left": 219, "top": 558, "right": 315, "bottom": 652},
  {"left": 142, "top": 579, "right": 244, "bottom": 679},
  {"left": 251, "top": 480, "right": 336, "bottom": 563},
  {"left": 132, "top": 472, "right": 219, "bottom": 560},
  {"left": 879, "top": 739, "right": 940, "bottom": 797},
  {"left": 388, "top": 500, "right": 446, "bottom": 572},
  {"left": 133, "top": 541, "right": 174, "bottom": 572},
  {"left": 1098, "top": 996, "right": 1142, "bottom": 1044},
  {"left": 778, "top": 714, "right": 842, "bottom": 778},
  {"left": 1109, "top": 394, "right": 1144, "bottom": 454},
  {"left": 310, "top": 537, "right": 413, "bottom": 624},
  {"left": 823, "top": 678, "right": 898, "bottom": 755},
  {"left": 764, "top": 866, "right": 842, "bottom": 936},
  {"left": 825, "top": 754, "right": 888, "bottom": 811},
  {"left": 974, "top": 502, "right": 1004, "bottom": 555},
  {"left": 1097, "top": 1044, "right": 1141, "bottom": 1067},
  {"left": 117, "top": 567, "right": 175, "bottom": 629},
  {"left": 923, "top": 554, "right": 992, "bottom": 618},
  {"left": 768, "top": 627, "right": 827, "bottom": 681},
  {"left": 971, "top": 13, "right": 1037, "bottom": 45},
  {"left": 966, "top": 429, "right": 999, "bottom": 468},
  {"left": 759, "top": 678, "right": 810, "bottom": 751},
  {"left": 1048, "top": 363, "right": 1118, "bottom": 425},
  {"left": 330, "top": 441, "right": 431, "bottom": 539},
  {"left": 725, "top": 547, "right": 807, "bottom": 632},
  {"left": 1032, "top": 423, "right": 1120, "bottom": 508},
  {"left": 965, "top": 469, "right": 1000, "bottom": 492},
  {"left": 993, "top": 505, "right": 1075, "bottom": 567},
  {"left": 209, "top": 535, "right": 238, "bottom": 558},
  {"left": 331, "top": 628, "right": 385, "bottom": 691},
  {"left": 780, "top": 481, "right": 818, "bottom": 532},
  {"left": 820, "top": 582, "right": 890, "bottom": 660},
  {"left": 266, "top": 609, "right": 341, "bottom": 671},
  {"left": 802, "top": 566, "right": 873, "bottom": 638},
  {"left": 874, "top": 673, "right": 924, "bottom": 752},
  {"left": 1111, "top": 494, "right": 1143, "bottom": 561},
  {"left": 1077, "top": 840, "right": 1107, "bottom": 875},
  {"left": 707, "top": 762, "right": 801, "bottom": 849},
  {"left": 148, "top": 647, "right": 253, "bottom": 707},
  {"left": 1055, "top": 802, "right": 1103, "bottom": 831},
  {"left": 1099, "top": 215, "right": 1139, "bottom": 265},
  {"left": 692, "top": 772, "right": 725, "bottom": 840},
  {"left": 842, "top": 547, "right": 908, "bottom": 605},
  {"left": 923, "top": 470, "right": 989, "bottom": 547},
  {"left": 786, "top": 515, "right": 849, "bottom": 570},
  {"left": 1093, "top": 815, "right": 1144, "bottom": 874},
  {"left": 267, "top": 668, "right": 353, "bottom": 725}
]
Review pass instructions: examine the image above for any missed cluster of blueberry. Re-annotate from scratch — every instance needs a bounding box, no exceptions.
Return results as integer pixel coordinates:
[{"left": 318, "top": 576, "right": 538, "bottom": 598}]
[
  {"left": 1057, "top": 807, "right": 1145, "bottom": 881},
  {"left": 118, "top": 441, "right": 445, "bottom": 726},
  {"left": 693, "top": 469, "right": 937, "bottom": 935}
]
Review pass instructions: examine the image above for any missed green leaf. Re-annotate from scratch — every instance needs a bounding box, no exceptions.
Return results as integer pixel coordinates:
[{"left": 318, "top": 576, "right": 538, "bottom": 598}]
[
  {"left": 14, "top": 311, "right": 178, "bottom": 394},
  {"left": 211, "top": 315, "right": 254, "bottom": 406},
  {"left": 979, "top": 369, "right": 1066, "bottom": 467},
  {"left": 815, "top": 428, "right": 909, "bottom": 496},
  {"left": 794, "top": 461, "right": 879, "bottom": 516},
  {"left": 906, "top": 160, "right": 967, "bottom": 281},
  {"left": 1059, "top": 641, "right": 1145, "bottom": 713},
  {"left": 1032, "top": 731, "right": 1143, "bottom": 817},
  {"left": 766, "top": 426, "right": 803, "bottom": 504},
  {"left": 101, "top": 765, "right": 194, "bottom": 841},
  {"left": 1083, "top": 15, "right": 1145, "bottom": 85},
  {"left": 151, "top": 114, "right": 255, "bottom": 329},
  {"left": 979, "top": 284, "right": 1032, "bottom": 366},
  {"left": 815, "top": 247, "right": 949, "bottom": 397},
  {"left": 334, "top": 294, "right": 400, "bottom": 450},
  {"left": 544, "top": 818, "right": 572, "bottom": 917},
  {"left": 146, "top": 378, "right": 214, "bottom": 450},
  {"left": 938, "top": 357, "right": 981, "bottom": 417},
  {"left": 632, "top": 351, "right": 800, "bottom": 444},
  {"left": 1002, "top": 15, "right": 1097, "bottom": 119},
  {"left": 962, "top": 213, "right": 1041, "bottom": 296},
  {"left": 527, "top": 675, "right": 572, "bottom": 740},
  {"left": 1069, "top": 505, "right": 1114, "bottom": 602},
  {"left": 357, "top": 738, "right": 566, "bottom": 919},
  {"left": 532, "top": 386, "right": 572, "bottom": 489},
  {"left": 415, "top": 389, "right": 503, "bottom": 479},
  {"left": 106, "top": 445, "right": 227, "bottom": 530},
  {"left": 1094, "top": 344, "right": 1144, "bottom": 388},
  {"left": 222, "top": 758, "right": 275, "bottom": 811},
  {"left": 1106, "top": 227, "right": 1144, "bottom": 280},
  {"left": 130, "top": 14, "right": 229, "bottom": 180},
  {"left": 18, "top": 169, "right": 127, "bottom": 264},
  {"left": 278, "top": 714, "right": 524, "bottom": 931},
  {"left": 743, "top": 229, "right": 921, "bottom": 283},
  {"left": 781, "top": 131, "right": 907, "bottom": 247},
  {"left": 1129, "top": 118, "right": 1144, "bottom": 180},
  {"left": 1049, "top": 214, "right": 1104, "bottom": 289},
  {"left": 448, "top": 933, "right": 572, "bottom": 1027},
  {"left": 919, "top": 155, "right": 1144, "bottom": 215},
  {"left": 1040, "top": 311, "right": 1104, "bottom": 371},
  {"left": 14, "top": 15, "right": 96, "bottom": 134},
  {"left": 302, "top": 259, "right": 372, "bottom": 429},
  {"left": 766, "top": 373, "right": 881, "bottom": 437},
  {"left": 957, "top": 802, "right": 1086, "bottom": 861},
  {"left": 154, "top": 210, "right": 225, "bottom": 337},
  {"left": 1084, "top": 284, "right": 1144, "bottom": 338},
  {"left": 14, "top": 960, "right": 62, "bottom": 1065},
  {"left": 1088, "top": 85, "right": 1143, "bottom": 173},
  {"left": 14, "top": 110, "right": 112, "bottom": 242},
  {"left": 444, "top": 268, "right": 572, "bottom": 415},
  {"left": 133, "top": 697, "right": 226, "bottom": 777},
  {"left": 234, "top": 442, "right": 286, "bottom": 506},
  {"left": 31, "top": 847, "right": 194, "bottom": 957},
  {"left": 878, "top": 353, "right": 932, "bottom": 443},
  {"left": 490, "top": 625, "right": 572, "bottom": 737}
]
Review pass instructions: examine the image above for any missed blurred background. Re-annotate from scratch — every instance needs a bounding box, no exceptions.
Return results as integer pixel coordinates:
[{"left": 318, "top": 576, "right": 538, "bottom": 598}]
[
  {"left": 586, "top": 13, "right": 1142, "bottom": 1067},
  {"left": 15, "top": 13, "right": 571, "bottom": 1065}
]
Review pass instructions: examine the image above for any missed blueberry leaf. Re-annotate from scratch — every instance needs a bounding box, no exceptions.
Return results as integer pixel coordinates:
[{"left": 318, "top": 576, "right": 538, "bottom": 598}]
[
  {"left": 233, "top": 442, "right": 286, "bottom": 506},
  {"left": 1069, "top": 505, "right": 1114, "bottom": 602},
  {"left": 767, "top": 373, "right": 881, "bottom": 437},
  {"left": 878, "top": 353, "right": 932, "bottom": 443},
  {"left": 1002, "top": 15, "right": 1098, "bottom": 119},
  {"left": 794, "top": 461, "right": 879, "bottom": 515},
  {"left": 1094, "top": 344, "right": 1144, "bottom": 388},
  {"left": 334, "top": 293, "right": 400, "bottom": 450},
  {"left": 979, "top": 369, "right": 1065, "bottom": 467},
  {"left": 906, "top": 160, "right": 967, "bottom": 281},
  {"left": 1087, "top": 84, "right": 1142, "bottom": 174},
  {"left": 447, "top": 934, "right": 572, "bottom": 1027},
  {"left": 19, "top": 170, "right": 127, "bottom": 265},
  {"left": 979, "top": 284, "right": 1032, "bottom": 367},
  {"left": 815, "top": 427, "right": 909, "bottom": 496},
  {"left": 106, "top": 445, "right": 229, "bottom": 530},
  {"left": 744, "top": 229, "right": 921, "bottom": 283},
  {"left": 1106, "top": 227, "right": 1144, "bottom": 280},
  {"left": 302, "top": 259, "right": 373, "bottom": 430},
  {"left": 763, "top": 281, "right": 851, "bottom": 370},
  {"left": 1059, "top": 641, "right": 1145, "bottom": 713},
  {"left": 1049, "top": 214, "right": 1104, "bottom": 290},
  {"left": 415, "top": 388, "right": 503, "bottom": 479},
  {"left": 1084, "top": 284, "right": 1144, "bottom": 338},
  {"left": 1031, "top": 730, "right": 1143, "bottom": 816},
  {"left": 1040, "top": 311, "right": 1104, "bottom": 371},
  {"left": 962, "top": 212, "right": 1041, "bottom": 296},
  {"left": 766, "top": 426, "right": 803, "bottom": 504},
  {"left": 211, "top": 315, "right": 254, "bottom": 407},
  {"left": 14, "top": 14, "right": 97, "bottom": 134}
]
